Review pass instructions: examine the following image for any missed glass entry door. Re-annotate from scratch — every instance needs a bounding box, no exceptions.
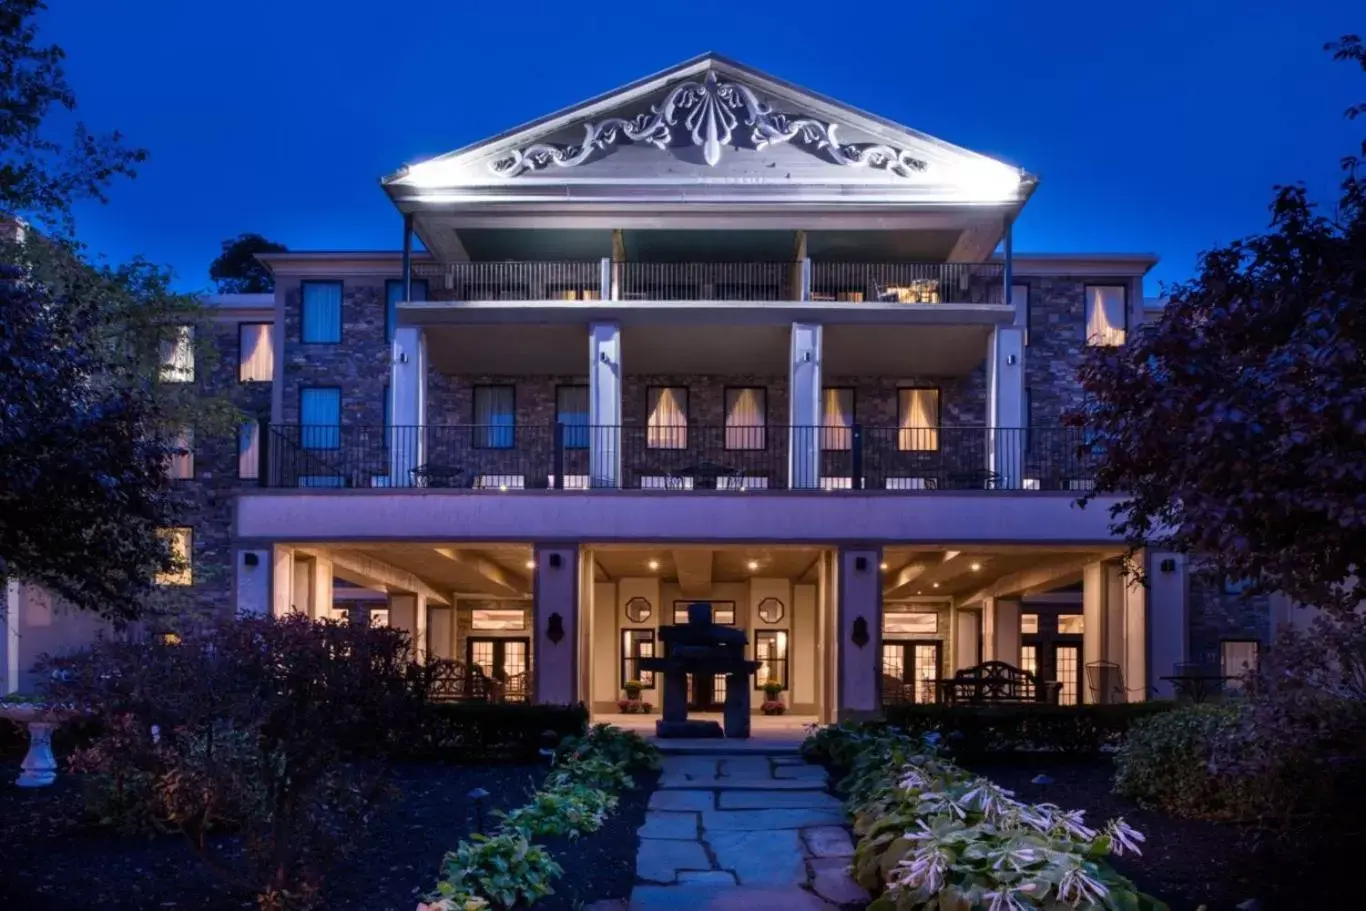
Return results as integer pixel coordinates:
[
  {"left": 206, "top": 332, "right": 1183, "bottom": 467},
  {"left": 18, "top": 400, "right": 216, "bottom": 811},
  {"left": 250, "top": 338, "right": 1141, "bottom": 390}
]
[
  {"left": 881, "top": 640, "right": 943, "bottom": 704},
  {"left": 686, "top": 673, "right": 727, "bottom": 712},
  {"left": 1021, "top": 612, "right": 1082, "bottom": 705},
  {"left": 467, "top": 637, "right": 530, "bottom": 701}
]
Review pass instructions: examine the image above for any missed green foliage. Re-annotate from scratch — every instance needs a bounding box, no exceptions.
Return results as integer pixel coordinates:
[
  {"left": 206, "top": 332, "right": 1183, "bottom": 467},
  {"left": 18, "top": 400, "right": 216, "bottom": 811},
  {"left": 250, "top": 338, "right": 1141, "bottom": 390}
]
[
  {"left": 879, "top": 702, "right": 1177, "bottom": 757},
  {"left": 499, "top": 783, "right": 617, "bottom": 840},
  {"left": 399, "top": 701, "right": 589, "bottom": 763},
  {"left": 545, "top": 753, "right": 633, "bottom": 793},
  {"left": 209, "top": 232, "right": 288, "bottom": 293},
  {"left": 806, "top": 724, "right": 1168, "bottom": 911},
  {"left": 427, "top": 834, "right": 561, "bottom": 911},
  {"left": 1113, "top": 703, "right": 1247, "bottom": 819},
  {"left": 557, "top": 722, "right": 661, "bottom": 772}
]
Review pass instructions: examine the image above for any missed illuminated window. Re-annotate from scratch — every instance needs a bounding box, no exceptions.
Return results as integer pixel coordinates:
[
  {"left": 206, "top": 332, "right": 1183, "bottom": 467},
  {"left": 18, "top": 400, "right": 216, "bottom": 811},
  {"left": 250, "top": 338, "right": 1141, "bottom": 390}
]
[
  {"left": 724, "top": 387, "right": 766, "bottom": 450},
  {"left": 647, "top": 387, "right": 688, "bottom": 449},
  {"left": 238, "top": 322, "right": 273, "bottom": 382},
  {"left": 1221, "top": 640, "right": 1260, "bottom": 690},
  {"left": 622, "top": 629, "right": 656, "bottom": 689},
  {"left": 168, "top": 428, "right": 193, "bottom": 480},
  {"left": 1058, "top": 615, "right": 1086, "bottom": 635},
  {"left": 159, "top": 325, "right": 194, "bottom": 382},
  {"left": 821, "top": 387, "right": 853, "bottom": 451},
  {"left": 1021, "top": 614, "right": 1039, "bottom": 634},
  {"left": 1085, "top": 285, "right": 1127, "bottom": 347},
  {"left": 156, "top": 528, "right": 192, "bottom": 586},
  {"left": 755, "top": 630, "right": 789, "bottom": 690},
  {"left": 897, "top": 388, "right": 939, "bottom": 451}
]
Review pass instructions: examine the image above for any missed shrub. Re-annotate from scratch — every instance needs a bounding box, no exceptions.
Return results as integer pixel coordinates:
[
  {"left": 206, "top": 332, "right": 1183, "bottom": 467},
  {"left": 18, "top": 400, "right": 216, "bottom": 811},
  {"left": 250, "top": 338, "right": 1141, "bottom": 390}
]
[
  {"left": 1113, "top": 703, "right": 1247, "bottom": 819},
  {"left": 558, "top": 722, "right": 661, "bottom": 772},
  {"left": 881, "top": 702, "right": 1176, "bottom": 757},
  {"left": 499, "top": 782, "right": 617, "bottom": 839},
  {"left": 44, "top": 615, "right": 420, "bottom": 910},
  {"left": 807, "top": 724, "right": 1167, "bottom": 911},
  {"left": 399, "top": 701, "right": 588, "bottom": 763}
]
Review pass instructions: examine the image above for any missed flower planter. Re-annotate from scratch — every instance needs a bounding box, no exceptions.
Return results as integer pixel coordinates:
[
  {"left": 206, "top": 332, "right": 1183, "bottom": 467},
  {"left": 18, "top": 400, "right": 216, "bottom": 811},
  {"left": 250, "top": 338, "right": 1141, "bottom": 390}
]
[
  {"left": 761, "top": 700, "right": 787, "bottom": 716},
  {"left": 0, "top": 702, "right": 70, "bottom": 788},
  {"left": 615, "top": 699, "right": 654, "bottom": 715}
]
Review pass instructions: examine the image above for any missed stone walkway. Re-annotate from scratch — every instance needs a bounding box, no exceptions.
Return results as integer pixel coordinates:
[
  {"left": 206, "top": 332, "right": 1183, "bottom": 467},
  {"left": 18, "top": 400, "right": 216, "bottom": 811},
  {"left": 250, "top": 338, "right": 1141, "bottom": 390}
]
[{"left": 624, "top": 751, "right": 869, "bottom": 910}]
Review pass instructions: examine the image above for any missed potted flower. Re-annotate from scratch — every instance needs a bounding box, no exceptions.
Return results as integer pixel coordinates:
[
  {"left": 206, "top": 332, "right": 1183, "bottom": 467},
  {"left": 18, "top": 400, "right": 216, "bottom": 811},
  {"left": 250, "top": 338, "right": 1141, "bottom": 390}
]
[
  {"left": 761, "top": 679, "right": 786, "bottom": 715},
  {"left": 617, "top": 680, "right": 652, "bottom": 714}
]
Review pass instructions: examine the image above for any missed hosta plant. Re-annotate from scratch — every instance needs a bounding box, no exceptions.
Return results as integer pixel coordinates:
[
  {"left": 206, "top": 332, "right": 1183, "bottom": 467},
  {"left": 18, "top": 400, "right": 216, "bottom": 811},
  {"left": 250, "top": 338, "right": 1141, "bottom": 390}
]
[
  {"left": 546, "top": 753, "right": 634, "bottom": 792},
  {"left": 808, "top": 724, "right": 1168, "bottom": 911},
  {"left": 498, "top": 783, "right": 617, "bottom": 840},
  {"left": 558, "top": 722, "right": 661, "bottom": 772},
  {"left": 426, "top": 833, "right": 561, "bottom": 910}
]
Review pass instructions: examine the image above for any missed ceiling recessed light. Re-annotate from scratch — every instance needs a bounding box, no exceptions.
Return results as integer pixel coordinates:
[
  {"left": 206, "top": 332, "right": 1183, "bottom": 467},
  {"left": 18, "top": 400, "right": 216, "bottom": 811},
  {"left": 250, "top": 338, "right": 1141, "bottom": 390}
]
[
  {"left": 647, "top": 559, "right": 659, "bottom": 571},
  {"left": 970, "top": 562, "right": 981, "bottom": 572},
  {"left": 524, "top": 560, "right": 536, "bottom": 570},
  {"left": 932, "top": 582, "right": 940, "bottom": 588},
  {"left": 747, "top": 560, "right": 760, "bottom": 571},
  {"left": 498, "top": 484, "right": 508, "bottom": 492},
  {"left": 879, "top": 562, "right": 888, "bottom": 571}
]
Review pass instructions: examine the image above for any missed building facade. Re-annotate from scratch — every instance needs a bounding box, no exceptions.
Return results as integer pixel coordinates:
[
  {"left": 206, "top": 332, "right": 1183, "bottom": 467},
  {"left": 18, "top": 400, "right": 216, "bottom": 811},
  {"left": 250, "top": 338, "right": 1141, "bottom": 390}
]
[{"left": 3, "top": 54, "right": 1281, "bottom": 714}]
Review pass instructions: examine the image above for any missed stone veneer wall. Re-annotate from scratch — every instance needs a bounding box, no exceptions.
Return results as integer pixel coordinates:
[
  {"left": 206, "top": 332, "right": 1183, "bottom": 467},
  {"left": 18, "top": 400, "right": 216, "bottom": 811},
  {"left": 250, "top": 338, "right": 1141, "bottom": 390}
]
[
  {"left": 278, "top": 278, "right": 388, "bottom": 426},
  {"left": 1186, "top": 580, "right": 1271, "bottom": 668}
]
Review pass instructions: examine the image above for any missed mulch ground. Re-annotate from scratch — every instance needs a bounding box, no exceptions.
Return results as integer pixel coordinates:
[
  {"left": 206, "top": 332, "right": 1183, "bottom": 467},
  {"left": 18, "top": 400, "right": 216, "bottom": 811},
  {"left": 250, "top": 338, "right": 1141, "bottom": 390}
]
[
  {"left": 0, "top": 761, "right": 657, "bottom": 910},
  {"left": 962, "top": 757, "right": 1254, "bottom": 911}
]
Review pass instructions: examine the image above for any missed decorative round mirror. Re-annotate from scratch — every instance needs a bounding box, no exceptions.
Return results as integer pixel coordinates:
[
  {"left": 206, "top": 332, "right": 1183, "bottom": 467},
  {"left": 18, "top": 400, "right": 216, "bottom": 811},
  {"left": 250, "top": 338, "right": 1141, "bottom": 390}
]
[
  {"left": 625, "top": 596, "right": 653, "bottom": 623},
  {"left": 757, "top": 597, "right": 785, "bottom": 624}
]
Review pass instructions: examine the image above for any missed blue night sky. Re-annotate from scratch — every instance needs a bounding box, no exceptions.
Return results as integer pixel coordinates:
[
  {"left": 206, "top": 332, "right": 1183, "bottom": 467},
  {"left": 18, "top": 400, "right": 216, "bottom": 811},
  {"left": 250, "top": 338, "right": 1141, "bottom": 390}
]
[{"left": 42, "top": 0, "right": 1362, "bottom": 295}]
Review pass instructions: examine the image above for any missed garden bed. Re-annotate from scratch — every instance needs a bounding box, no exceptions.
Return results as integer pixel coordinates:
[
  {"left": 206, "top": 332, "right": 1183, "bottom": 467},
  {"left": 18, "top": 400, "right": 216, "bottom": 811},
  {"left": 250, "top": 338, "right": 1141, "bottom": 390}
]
[
  {"left": 959, "top": 757, "right": 1250, "bottom": 911},
  {"left": 0, "top": 761, "right": 657, "bottom": 910}
]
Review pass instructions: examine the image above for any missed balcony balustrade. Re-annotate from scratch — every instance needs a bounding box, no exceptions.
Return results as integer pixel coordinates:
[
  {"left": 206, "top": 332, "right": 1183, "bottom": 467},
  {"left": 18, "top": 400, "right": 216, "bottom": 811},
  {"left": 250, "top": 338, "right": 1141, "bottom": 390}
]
[
  {"left": 260, "top": 424, "right": 1096, "bottom": 492},
  {"left": 408, "top": 260, "right": 1007, "bottom": 305}
]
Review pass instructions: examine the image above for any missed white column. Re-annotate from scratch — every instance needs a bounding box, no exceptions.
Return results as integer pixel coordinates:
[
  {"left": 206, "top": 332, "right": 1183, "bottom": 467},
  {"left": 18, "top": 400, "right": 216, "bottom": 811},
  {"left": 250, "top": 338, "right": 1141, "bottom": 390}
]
[
  {"left": 310, "top": 553, "right": 334, "bottom": 620},
  {"left": 994, "top": 598, "right": 1022, "bottom": 667},
  {"left": 4, "top": 579, "right": 19, "bottom": 695},
  {"left": 1123, "top": 556, "right": 1148, "bottom": 700},
  {"left": 986, "top": 325, "right": 1025, "bottom": 488},
  {"left": 954, "top": 606, "right": 981, "bottom": 670},
  {"left": 1082, "top": 562, "right": 1107, "bottom": 702},
  {"left": 1147, "top": 551, "right": 1189, "bottom": 699},
  {"left": 234, "top": 549, "right": 271, "bottom": 616},
  {"left": 272, "top": 545, "right": 295, "bottom": 617},
  {"left": 789, "top": 322, "right": 822, "bottom": 490},
  {"left": 836, "top": 546, "right": 881, "bottom": 721},
  {"left": 533, "top": 544, "right": 580, "bottom": 704},
  {"left": 390, "top": 326, "right": 427, "bottom": 487},
  {"left": 388, "top": 592, "right": 429, "bottom": 656},
  {"left": 588, "top": 323, "right": 622, "bottom": 489}
]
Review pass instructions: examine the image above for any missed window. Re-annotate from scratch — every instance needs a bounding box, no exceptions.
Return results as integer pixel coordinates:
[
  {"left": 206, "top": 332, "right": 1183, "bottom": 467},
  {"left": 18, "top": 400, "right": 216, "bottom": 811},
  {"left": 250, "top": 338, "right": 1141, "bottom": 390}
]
[
  {"left": 473, "top": 385, "right": 515, "bottom": 449},
  {"left": 159, "top": 325, "right": 194, "bottom": 382},
  {"left": 299, "top": 387, "right": 342, "bottom": 450},
  {"left": 238, "top": 420, "right": 260, "bottom": 479},
  {"left": 755, "top": 630, "right": 788, "bottom": 690},
  {"left": 1221, "top": 640, "right": 1260, "bottom": 690},
  {"left": 673, "top": 601, "right": 735, "bottom": 624},
  {"left": 821, "top": 387, "right": 854, "bottom": 451},
  {"left": 238, "top": 322, "right": 273, "bottom": 382},
  {"left": 385, "top": 279, "right": 428, "bottom": 341},
  {"left": 1057, "top": 614, "right": 1085, "bottom": 635},
  {"left": 1011, "top": 283, "right": 1030, "bottom": 345},
  {"left": 471, "top": 608, "right": 525, "bottom": 631},
  {"left": 897, "top": 388, "right": 940, "bottom": 451},
  {"left": 1085, "top": 285, "right": 1127, "bottom": 346},
  {"left": 556, "top": 385, "right": 590, "bottom": 449},
  {"left": 1021, "top": 613, "right": 1040, "bottom": 635},
  {"left": 647, "top": 386, "right": 688, "bottom": 449},
  {"left": 156, "top": 527, "right": 192, "bottom": 586},
  {"left": 301, "top": 280, "right": 343, "bottom": 343},
  {"left": 168, "top": 428, "right": 194, "bottom": 480},
  {"left": 622, "top": 629, "right": 656, "bottom": 689},
  {"left": 884, "top": 612, "right": 937, "bottom": 635},
  {"left": 724, "top": 387, "right": 766, "bottom": 450}
]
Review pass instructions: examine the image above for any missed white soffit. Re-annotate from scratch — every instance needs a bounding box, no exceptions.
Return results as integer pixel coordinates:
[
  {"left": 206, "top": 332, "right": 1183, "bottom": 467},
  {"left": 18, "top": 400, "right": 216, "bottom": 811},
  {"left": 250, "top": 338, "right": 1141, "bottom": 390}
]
[{"left": 386, "top": 53, "right": 1032, "bottom": 207}]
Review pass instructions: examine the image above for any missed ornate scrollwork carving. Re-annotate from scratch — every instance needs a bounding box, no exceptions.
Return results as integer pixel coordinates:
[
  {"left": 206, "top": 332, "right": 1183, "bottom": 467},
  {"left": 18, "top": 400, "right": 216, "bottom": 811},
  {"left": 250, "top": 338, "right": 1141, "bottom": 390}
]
[{"left": 490, "top": 71, "right": 928, "bottom": 178}]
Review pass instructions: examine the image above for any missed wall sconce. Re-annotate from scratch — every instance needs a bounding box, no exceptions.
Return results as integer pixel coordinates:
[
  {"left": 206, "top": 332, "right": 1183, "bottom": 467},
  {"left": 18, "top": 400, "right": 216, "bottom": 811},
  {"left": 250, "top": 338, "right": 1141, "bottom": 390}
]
[
  {"left": 851, "top": 616, "right": 870, "bottom": 648},
  {"left": 855, "top": 556, "right": 868, "bottom": 572},
  {"left": 549, "top": 553, "right": 562, "bottom": 569},
  {"left": 1159, "top": 558, "right": 1176, "bottom": 573},
  {"left": 243, "top": 552, "right": 259, "bottom": 567},
  {"left": 802, "top": 351, "right": 812, "bottom": 362},
  {"left": 399, "top": 352, "right": 409, "bottom": 364},
  {"left": 599, "top": 351, "right": 610, "bottom": 363},
  {"left": 1006, "top": 354, "right": 1018, "bottom": 366},
  {"left": 547, "top": 612, "right": 565, "bottom": 644}
]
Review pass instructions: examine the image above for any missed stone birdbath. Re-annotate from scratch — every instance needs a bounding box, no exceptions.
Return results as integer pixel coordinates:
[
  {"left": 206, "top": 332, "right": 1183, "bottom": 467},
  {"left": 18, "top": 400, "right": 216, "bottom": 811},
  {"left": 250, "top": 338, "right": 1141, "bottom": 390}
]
[{"left": 0, "top": 696, "right": 72, "bottom": 788}]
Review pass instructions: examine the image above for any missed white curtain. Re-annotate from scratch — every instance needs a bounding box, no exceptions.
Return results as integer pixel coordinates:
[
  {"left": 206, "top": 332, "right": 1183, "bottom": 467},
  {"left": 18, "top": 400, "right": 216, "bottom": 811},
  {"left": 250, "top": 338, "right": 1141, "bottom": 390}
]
[
  {"left": 898, "top": 388, "right": 939, "bottom": 451},
  {"left": 475, "top": 386, "right": 515, "bottom": 449},
  {"left": 155, "top": 528, "right": 192, "bottom": 586},
  {"left": 725, "top": 387, "right": 765, "bottom": 450},
  {"left": 302, "top": 282, "right": 343, "bottom": 343},
  {"left": 821, "top": 388, "right": 853, "bottom": 450},
  {"left": 557, "top": 385, "right": 590, "bottom": 448},
  {"left": 239, "top": 420, "right": 260, "bottom": 479},
  {"left": 647, "top": 387, "right": 688, "bottom": 449},
  {"left": 238, "top": 323, "right": 274, "bottom": 382},
  {"left": 159, "top": 325, "right": 194, "bottom": 382},
  {"left": 1086, "top": 286, "right": 1127, "bottom": 346},
  {"left": 169, "top": 427, "right": 194, "bottom": 479}
]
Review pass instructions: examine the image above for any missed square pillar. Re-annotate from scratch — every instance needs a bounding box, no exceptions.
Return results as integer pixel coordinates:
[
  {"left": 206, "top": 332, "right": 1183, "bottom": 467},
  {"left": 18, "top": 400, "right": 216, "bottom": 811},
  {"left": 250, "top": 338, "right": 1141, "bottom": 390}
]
[
  {"left": 789, "top": 323, "right": 822, "bottom": 490},
  {"left": 390, "top": 326, "right": 427, "bottom": 487},
  {"left": 234, "top": 549, "right": 271, "bottom": 616},
  {"left": 533, "top": 545, "right": 580, "bottom": 704},
  {"left": 836, "top": 546, "right": 881, "bottom": 721},
  {"left": 389, "top": 593, "right": 429, "bottom": 657},
  {"left": 1147, "top": 551, "right": 1189, "bottom": 699},
  {"left": 309, "top": 553, "right": 334, "bottom": 620},
  {"left": 986, "top": 326, "right": 1025, "bottom": 488},
  {"left": 588, "top": 323, "right": 621, "bottom": 488},
  {"left": 272, "top": 545, "right": 295, "bottom": 617},
  {"left": 954, "top": 607, "right": 981, "bottom": 670},
  {"left": 992, "top": 598, "right": 1021, "bottom": 666},
  {"left": 1122, "top": 555, "right": 1148, "bottom": 700}
]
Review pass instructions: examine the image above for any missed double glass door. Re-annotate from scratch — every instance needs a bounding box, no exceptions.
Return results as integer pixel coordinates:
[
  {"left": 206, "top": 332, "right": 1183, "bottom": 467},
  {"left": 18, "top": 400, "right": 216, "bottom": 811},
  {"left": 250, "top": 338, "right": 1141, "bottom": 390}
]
[
  {"left": 1020, "top": 612, "right": 1082, "bottom": 705},
  {"left": 467, "top": 638, "right": 530, "bottom": 700},
  {"left": 882, "top": 640, "right": 943, "bottom": 704}
]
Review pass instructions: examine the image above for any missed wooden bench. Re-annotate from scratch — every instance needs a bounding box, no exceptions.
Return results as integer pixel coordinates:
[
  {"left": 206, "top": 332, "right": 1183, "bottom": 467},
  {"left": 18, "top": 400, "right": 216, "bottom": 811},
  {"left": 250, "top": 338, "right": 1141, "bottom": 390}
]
[{"left": 937, "top": 661, "right": 1059, "bottom": 705}]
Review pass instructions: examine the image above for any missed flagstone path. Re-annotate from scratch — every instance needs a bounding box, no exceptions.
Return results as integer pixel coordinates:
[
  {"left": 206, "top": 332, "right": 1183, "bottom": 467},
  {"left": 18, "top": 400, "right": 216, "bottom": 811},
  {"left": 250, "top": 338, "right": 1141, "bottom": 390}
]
[{"left": 622, "top": 750, "right": 870, "bottom": 911}]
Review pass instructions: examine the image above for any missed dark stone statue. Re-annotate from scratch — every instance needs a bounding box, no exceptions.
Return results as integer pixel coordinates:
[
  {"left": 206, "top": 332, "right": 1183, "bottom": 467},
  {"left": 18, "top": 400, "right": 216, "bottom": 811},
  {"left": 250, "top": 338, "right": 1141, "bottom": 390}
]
[{"left": 638, "top": 602, "right": 760, "bottom": 738}]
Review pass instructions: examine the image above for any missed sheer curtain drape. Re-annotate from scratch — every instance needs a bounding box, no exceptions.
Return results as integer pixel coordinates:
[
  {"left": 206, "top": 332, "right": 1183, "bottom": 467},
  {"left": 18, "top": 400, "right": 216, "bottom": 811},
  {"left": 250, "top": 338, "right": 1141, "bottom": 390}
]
[
  {"left": 302, "top": 282, "right": 343, "bottom": 343},
  {"left": 238, "top": 323, "right": 273, "bottom": 381},
  {"left": 647, "top": 387, "right": 688, "bottom": 449},
  {"left": 898, "top": 388, "right": 939, "bottom": 451},
  {"left": 475, "top": 386, "right": 515, "bottom": 449},
  {"left": 1085, "top": 286, "right": 1127, "bottom": 346},
  {"left": 821, "top": 388, "right": 853, "bottom": 450},
  {"left": 724, "top": 387, "right": 766, "bottom": 449},
  {"left": 556, "top": 386, "right": 590, "bottom": 449}
]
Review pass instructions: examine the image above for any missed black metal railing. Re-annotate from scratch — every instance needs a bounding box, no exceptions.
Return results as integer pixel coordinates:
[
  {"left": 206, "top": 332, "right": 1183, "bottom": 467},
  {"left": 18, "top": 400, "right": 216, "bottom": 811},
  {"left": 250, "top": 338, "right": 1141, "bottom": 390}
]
[
  {"left": 615, "top": 262, "right": 802, "bottom": 301},
  {"left": 809, "top": 261, "right": 1005, "bottom": 304},
  {"left": 260, "top": 424, "right": 1097, "bottom": 492},
  {"left": 414, "top": 261, "right": 602, "bottom": 302}
]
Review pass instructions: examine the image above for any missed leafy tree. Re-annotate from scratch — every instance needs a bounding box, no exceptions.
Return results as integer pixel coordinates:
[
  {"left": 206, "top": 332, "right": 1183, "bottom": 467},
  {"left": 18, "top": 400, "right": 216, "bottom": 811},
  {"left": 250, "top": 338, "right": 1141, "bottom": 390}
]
[
  {"left": 0, "top": 1, "right": 234, "bottom": 620},
  {"left": 1073, "top": 36, "right": 1366, "bottom": 616},
  {"left": 209, "top": 232, "right": 287, "bottom": 294}
]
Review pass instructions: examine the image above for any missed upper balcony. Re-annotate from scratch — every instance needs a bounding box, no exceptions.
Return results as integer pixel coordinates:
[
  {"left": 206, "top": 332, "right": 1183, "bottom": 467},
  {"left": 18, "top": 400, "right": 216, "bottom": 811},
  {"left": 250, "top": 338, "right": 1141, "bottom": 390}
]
[{"left": 408, "top": 260, "right": 1006, "bottom": 308}]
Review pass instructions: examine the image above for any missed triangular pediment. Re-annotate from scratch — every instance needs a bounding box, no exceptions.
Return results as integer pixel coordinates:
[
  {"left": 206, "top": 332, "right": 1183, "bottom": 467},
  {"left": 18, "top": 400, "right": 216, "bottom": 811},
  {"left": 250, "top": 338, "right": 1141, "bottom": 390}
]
[{"left": 387, "top": 54, "right": 1031, "bottom": 204}]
